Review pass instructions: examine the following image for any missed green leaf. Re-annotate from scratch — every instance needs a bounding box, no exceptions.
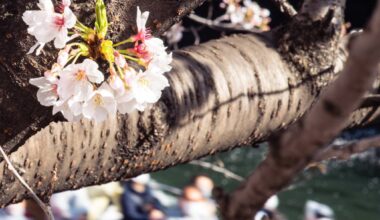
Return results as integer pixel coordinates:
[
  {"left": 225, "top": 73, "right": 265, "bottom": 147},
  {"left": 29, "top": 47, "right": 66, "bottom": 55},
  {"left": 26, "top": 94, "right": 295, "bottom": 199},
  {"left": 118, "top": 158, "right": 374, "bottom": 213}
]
[{"left": 95, "top": 0, "right": 108, "bottom": 39}]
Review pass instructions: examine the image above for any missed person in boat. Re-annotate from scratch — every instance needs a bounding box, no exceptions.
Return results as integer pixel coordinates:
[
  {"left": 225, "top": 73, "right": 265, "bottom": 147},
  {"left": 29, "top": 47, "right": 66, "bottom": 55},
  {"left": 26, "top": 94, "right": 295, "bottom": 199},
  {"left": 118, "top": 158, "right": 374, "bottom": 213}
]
[
  {"left": 304, "top": 200, "right": 335, "bottom": 220},
  {"left": 121, "top": 174, "right": 166, "bottom": 220},
  {"left": 179, "top": 185, "right": 218, "bottom": 220},
  {"left": 190, "top": 175, "right": 215, "bottom": 200}
]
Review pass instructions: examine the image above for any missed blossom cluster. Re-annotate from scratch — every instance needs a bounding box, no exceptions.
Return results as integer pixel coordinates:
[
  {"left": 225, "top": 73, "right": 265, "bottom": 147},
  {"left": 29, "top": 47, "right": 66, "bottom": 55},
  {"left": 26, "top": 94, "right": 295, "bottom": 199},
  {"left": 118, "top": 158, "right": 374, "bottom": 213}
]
[
  {"left": 24, "top": 0, "right": 172, "bottom": 122},
  {"left": 220, "top": 0, "right": 271, "bottom": 30}
]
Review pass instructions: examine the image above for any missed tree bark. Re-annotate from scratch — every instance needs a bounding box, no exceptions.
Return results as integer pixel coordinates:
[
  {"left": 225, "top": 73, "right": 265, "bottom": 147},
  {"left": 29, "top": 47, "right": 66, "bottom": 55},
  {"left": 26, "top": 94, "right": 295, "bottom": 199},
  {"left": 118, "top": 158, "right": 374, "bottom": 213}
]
[
  {"left": 1, "top": 0, "right": 380, "bottom": 209},
  {"left": 0, "top": 0, "right": 206, "bottom": 153}
]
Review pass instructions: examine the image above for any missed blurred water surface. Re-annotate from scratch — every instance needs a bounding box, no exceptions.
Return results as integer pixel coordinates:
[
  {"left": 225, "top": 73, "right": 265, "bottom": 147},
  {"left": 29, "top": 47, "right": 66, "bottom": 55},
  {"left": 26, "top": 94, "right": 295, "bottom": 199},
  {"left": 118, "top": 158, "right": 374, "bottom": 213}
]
[{"left": 153, "top": 129, "right": 380, "bottom": 220}]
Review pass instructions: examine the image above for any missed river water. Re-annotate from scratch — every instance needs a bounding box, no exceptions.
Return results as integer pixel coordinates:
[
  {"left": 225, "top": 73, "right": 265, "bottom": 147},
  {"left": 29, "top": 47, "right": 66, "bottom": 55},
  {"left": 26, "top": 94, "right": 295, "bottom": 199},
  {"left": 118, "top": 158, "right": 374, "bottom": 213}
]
[{"left": 152, "top": 130, "right": 380, "bottom": 220}]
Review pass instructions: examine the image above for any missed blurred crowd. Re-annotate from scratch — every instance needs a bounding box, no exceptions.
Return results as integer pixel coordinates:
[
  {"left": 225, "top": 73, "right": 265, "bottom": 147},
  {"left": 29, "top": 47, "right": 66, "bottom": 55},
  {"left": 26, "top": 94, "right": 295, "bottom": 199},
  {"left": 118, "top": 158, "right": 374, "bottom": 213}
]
[{"left": 0, "top": 174, "right": 334, "bottom": 220}]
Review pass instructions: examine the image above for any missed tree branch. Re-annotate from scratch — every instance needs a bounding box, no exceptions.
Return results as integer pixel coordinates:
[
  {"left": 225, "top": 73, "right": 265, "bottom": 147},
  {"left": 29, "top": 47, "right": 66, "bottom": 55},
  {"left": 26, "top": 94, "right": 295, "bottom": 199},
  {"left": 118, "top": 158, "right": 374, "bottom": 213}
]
[
  {"left": 0, "top": 146, "right": 54, "bottom": 220},
  {"left": 360, "top": 94, "right": 380, "bottom": 108},
  {"left": 313, "top": 135, "right": 380, "bottom": 162},
  {"left": 187, "top": 13, "right": 262, "bottom": 33},
  {"left": 189, "top": 160, "right": 244, "bottom": 182},
  {"left": 0, "top": 24, "right": 355, "bottom": 207},
  {"left": 223, "top": 0, "right": 380, "bottom": 219}
]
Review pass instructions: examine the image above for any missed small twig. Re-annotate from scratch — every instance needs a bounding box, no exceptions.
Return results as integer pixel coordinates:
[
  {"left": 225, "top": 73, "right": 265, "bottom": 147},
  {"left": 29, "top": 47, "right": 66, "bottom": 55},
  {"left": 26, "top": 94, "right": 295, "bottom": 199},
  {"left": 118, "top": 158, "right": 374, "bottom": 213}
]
[
  {"left": 0, "top": 146, "right": 54, "bottom": 220},
  {"left": 206, "top": 0, "right": 214, "bottom": 19},
  {"left": 271, "top": 0, "right": 297, "bottom": 17},
  {"left": 190, "top": 26, "right": 201, "bottom": 45},
  {"left": 189, "top": 160, "right": 244, "bottom": 182},
  {"left": 313, "top": 135, "right": 380, "bottom": 162},
  {"left": 360, "top": 94, "right": 380, "bottom": 108},
  {"left": 188, "top": 13, "right": 262, "bottom": 34}
]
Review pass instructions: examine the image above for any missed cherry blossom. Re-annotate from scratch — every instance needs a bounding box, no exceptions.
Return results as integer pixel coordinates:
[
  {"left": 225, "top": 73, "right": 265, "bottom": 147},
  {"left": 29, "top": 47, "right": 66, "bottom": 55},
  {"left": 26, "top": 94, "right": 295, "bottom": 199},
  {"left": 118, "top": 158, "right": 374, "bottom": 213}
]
[
  {"left": 57, "top": 47, "right": 70, "bottom": 66},
  {"left": 242, "top": 0, "right": 270, "bottom": 30},
  {"left": 109, "top": 74, "right": 125, "bottom": 94},
  {"left": 29, "top": 75, "right": 59, "bottom": 107},
  {"left": 114, "top": 51, "right": 127, "bottom": 68},
  {"left": 226, "top": 1, "right": 245, "bottom": 24},
  {"left": 53, "top": 100, "right": 82, "bottom": 122},
  {"left": 57, "top": 59, "right": 104, "bottom": 102},
  {"left": 26, "top": 2, "right": 172, "bottom": 122},
  {"left": 116, "top": 91, "right": 138, "bottom": 114},
  {"left": 82, "top": 83, "right": 117, "bottom": 122},
  {"left": 23, "top": 0, "right": 77, "bottom": 55},
  {"left": 134, "top": 7, "right": 151, "bottom": 42},
  {"left": 219, "top": 0, "right": 271, "bottom": 30},
  {"left": 132, "top": 7, "right": 173, "bottom": 69},
  {"left": 129, "top": 69, "right": 170, "bottom": 107}
]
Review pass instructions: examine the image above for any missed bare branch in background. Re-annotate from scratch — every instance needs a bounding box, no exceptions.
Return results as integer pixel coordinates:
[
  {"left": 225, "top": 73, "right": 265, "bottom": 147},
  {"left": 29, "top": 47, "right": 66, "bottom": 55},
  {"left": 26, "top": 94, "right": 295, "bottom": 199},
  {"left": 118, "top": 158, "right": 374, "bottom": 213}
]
[
  {"left": 313, "top": 135, "right": 380, "bottom": 162},
  {"left": 189, "top": 160, "right": 244, "bottom": 182},
  {"left": 188, "top": 13, "right": 263, "bottom": 33},
  {"left": 0, "top": 146, "right": 54, "bottom": 220},
  {"left": 361, "top": 94, "right": 380, "bottom": 107}
]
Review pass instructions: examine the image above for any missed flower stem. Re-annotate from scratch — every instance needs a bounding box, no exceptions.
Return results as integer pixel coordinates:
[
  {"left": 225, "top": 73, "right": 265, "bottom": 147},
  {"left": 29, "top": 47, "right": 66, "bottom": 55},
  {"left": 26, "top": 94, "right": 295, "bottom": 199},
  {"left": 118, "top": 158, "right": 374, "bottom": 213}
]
[
  {"left": 74, "top": 25, "right": 86, "bottom": 32},
  {"left": 75, "top": 21, "right": 92, "bottom": 32},
  {"left": 67, "top": 42, "right": 86, "bottom": 48},
  {"left": 117, "top": 49, "right": 136, "bottom": 56},
  {"left": 65, "top": 55, "right": 76, "bottom": 66},
  {"left": 73, "top": 52, "right": 84, "bottom": 64},
  {"left": 116, "top": 65, "right": 125, "bottom": 79},
  {"left": 122, "top": 54, "right": 140, "bottom": 63},
  {"left": 114, "top": 38, "right": 134, "bottom": 47}
]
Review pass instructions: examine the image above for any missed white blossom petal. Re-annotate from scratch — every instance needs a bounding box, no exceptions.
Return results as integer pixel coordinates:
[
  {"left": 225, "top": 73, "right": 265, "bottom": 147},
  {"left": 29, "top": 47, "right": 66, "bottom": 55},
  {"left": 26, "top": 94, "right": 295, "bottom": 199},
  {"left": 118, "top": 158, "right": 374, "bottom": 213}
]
[
  {"left": 63, "top": 8, "right": 77, "bottom": 28},
  {"left": 81, "top": 59, "right": 104, "bottom": 83},
  {"left": 37, "top": 0, "right": 54, "bottom": 12},
  {"left": 136, "top": 6, "right": 150, "bottom": 32},
  {"left": 130, "top": 71, "right": 169, "bottom": 105},
  {"left": 23, "top": 2, "right": 77, "bottom": 53},
  {"left": 29, "top": 77, "right": 58, "bottom": 106},
  {"left": 54, "top": 28, "right": 69, "bottom": 49},
  {"left": 62, "top": 0, "right": 71, "bottom": 7},
  {"left": 82, "top": 83, "right": 117, "bottom": 122},
  {"left": 57, "top": 60, "right": 103, "bottom": 102},
  {"left": 53, "top": 100, "right": 81, "bottom": 122}
]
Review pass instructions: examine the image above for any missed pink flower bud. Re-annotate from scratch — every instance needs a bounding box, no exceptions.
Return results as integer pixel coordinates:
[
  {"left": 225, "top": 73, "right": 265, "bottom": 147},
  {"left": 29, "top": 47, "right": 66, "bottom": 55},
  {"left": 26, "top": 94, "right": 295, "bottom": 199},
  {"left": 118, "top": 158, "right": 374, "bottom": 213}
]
[{"left": 114, "top": 51, "right": 127, "bottom": 68}]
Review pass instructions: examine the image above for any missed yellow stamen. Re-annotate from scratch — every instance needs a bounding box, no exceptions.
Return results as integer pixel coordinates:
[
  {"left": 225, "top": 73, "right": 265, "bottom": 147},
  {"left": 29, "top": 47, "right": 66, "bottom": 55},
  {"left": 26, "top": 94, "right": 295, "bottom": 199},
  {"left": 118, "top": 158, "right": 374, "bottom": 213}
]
[
  {"left": 75, "top": 70, "right": 86, "bottom": 81},
  {"left": 138, "top": 78, "right": 150, "bottom": 87},
  {"left": 93, "top": 94, "right": 104, "bottom": 106},
  {"left": 245, "top": 9, "right": 254, "bottom": 21}
]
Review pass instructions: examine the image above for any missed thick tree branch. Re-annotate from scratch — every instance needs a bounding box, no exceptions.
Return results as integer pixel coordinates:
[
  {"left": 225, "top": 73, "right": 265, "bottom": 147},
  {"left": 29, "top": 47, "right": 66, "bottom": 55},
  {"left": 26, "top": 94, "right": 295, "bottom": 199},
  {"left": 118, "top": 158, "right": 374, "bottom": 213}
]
[
  {"left": 223, "top": 1, "right": 380, "bottom": 219},
  {"left": 0, "top": 24, "right": 349, "bottom": 207},
  {"left": 1, "top": 30, "right": 380, "bottom": 209},
  {"left": 0, "top": 32, "right": 289, "bottom": 207}
]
